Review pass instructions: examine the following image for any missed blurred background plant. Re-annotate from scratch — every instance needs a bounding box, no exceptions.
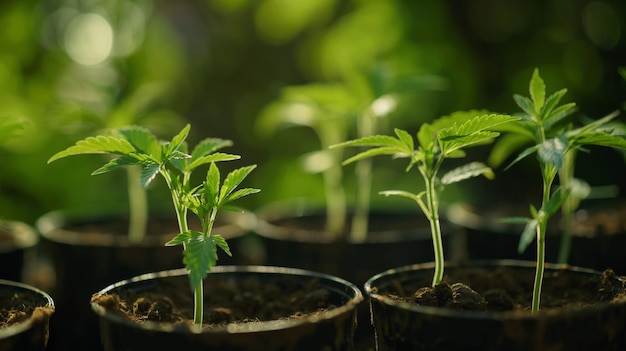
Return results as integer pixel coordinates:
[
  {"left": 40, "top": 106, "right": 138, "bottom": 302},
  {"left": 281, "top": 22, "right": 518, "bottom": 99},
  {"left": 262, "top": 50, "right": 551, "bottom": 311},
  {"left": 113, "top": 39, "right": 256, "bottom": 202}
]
[{"left": 1, "top": 0, "right": 625, "bottom": 226}]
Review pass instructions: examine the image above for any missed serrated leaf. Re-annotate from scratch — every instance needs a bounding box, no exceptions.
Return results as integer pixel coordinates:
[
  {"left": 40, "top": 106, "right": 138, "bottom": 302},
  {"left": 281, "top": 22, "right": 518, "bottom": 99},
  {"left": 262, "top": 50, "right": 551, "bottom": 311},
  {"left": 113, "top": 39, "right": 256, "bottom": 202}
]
[
  {"left": 441, "top": 162, "right": 494, "bottom": 185},
  {"left": 140, "top": 163, "right": 161, "bottom": 187},
  {"left": 543, "top": 187, "right": 571, "bottom": 217},
  {"left": 541, "top": 89, "right": 567, "bottom": 117},
  {"left": 518, "top": 218, "right": 538, "bottom": 254},
  {"left": 164, "top": 231, "right": 193, "bottom": 246},
  {"left": 394, "top": 128, "right": 414, "bottom": 151},
  {"left": 505, "top": 144, "right": 540, "bottom": 170},
  {"left": 204, "top": 163, "right": 220, "bottom": 208},
  {"left": 224, "top": 188, "right": 261, "bottom": 204},
  {"left": 417, "top": 123, "right": 435, "bottom": 151},
  {"left": 530, "top": 68, "right": 545, "bottom": 113},
  {"left": 543, "top": 103, "right": 577, "bottom": 131},
  {"left": 212, "top": 234, "right": 232, "bottom": 256},
  {"left": 48, "top": 136, "right": 136, "bottom": 163},
  {"left": 513, "top": 95, "right": 534, "bottom": 117},
  {"left": 341, "top": 146, "right": 409, "bottom": 165},
  {"left": 187, "top": 153, "right": 240, "bottom": 171},
  {"left": 118, "top": 126, "right": 161, "bottom": 160},
  {"left": 218, "top": 165, "right": 257, "bottom": 205},
  {"left": 191, "top": 138, "right": 233, "bottom": 161},
  {"left": 332, "top": 134, "right": 406, "bottom": 150},
  {"left": 538, "top": 136, "right": 568, "bottom": 169},
  {"left": 92, "top": 155, "right": 141, "bottom": 175},
  {"left": 166, "top": 124, "right": 190, "bottom": 155},
  {"left": 183, "top": 231, "right": 217, "bottom": 291},
  {"left": 439, "top": 114, "right": 519, "bottom": 154}
]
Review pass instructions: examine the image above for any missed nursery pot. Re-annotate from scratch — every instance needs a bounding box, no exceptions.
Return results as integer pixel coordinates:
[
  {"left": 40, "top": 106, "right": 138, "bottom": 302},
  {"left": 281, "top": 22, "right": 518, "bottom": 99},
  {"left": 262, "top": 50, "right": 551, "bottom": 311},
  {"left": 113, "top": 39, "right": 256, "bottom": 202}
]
[
  {"left": 565, "top": 199, "right": 626, "bottom": 275},
  {"left": 0, "top": 279, "right": 55, "bottom": 351},
  {"left": 0, "top": 220, "right": 38, "bottom": 282},
  {"left": 255, "top": 200, "right": 462, "bottom": 288},
  {"left": 91, "top": 265, "right": 363, "bottom": 351},
  {"left": 35, "top": 208, "right": 254, "bottom": 351},
  {"left": 365, "top": 260, "right": 626, "bottom": 350},
  {"left": 255, "top": 200, "right": 463, "bottom": 350}
]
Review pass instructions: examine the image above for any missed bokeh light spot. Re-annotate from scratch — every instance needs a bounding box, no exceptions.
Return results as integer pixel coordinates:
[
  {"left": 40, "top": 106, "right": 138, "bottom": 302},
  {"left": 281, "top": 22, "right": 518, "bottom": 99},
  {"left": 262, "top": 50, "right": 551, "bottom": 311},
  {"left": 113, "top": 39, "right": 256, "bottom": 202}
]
[{"left": 64, "top": 13, "right": 113, "bottom": 66}]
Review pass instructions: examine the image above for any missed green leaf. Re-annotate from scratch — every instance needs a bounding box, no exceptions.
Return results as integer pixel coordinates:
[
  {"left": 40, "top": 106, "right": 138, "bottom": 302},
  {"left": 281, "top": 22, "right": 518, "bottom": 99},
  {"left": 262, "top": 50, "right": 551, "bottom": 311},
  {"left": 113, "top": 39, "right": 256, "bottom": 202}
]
[
  {"left": 488, "top": 133, "right": 532, "bottom": 168},
  {"left": 439, "top": 114, "right": 519, "bottom": 155},
  {"left": 191, "top": 138, "right": 233, "bottom": 162},
  {"left": 417, "top": 123, "right": 435, "bottom": 151},
  {"left": 212, "top": 234, "right": 232, "bottom": 256},
  {"left": 118, "top": 126, "right": 161, "bottom": 160},
  {"left": 164, "top": 231, "right": 193, "bottom": 246},
  {"left": 166, "top": 124, "right": 190, "bottom": 156},
  {"left": 543, "top": 103, "right": 577, "bottom": 131},
  {"left": 530, "top": 68, "right": 545, "bottom": 113},
  {"left": 224, "top": 188, "right": 261, "bottom": 203},
  {"left": 140, "top": 163, "right": 161, "bottom": 188},
  {"left": 92, "top": 155, "right": 141, "bottom": 175},
  {"left": 394, "top": 128, "right": 414, "bottom": 152},
  {"left": 218, "top": 165, "right": 257, "bottom": 205},
  {"left": 332, "top": 134, "right": 406, "bottom": 150},
  {"left": 204, "top": 163, "right": 220, "bottom": 208},
  {"left": 518, "top": 218, "right": 538, "bottom": 254},
  {"left": 183, "top": 231, "right": 217, "bottom": 291},
  {"left": 379, "top": 190, "right": 420, "bottom": 202},
  {"left": 48, "top": 135, "right": 136, "bottom": 163},
  {"left": 541, "top": 89, "right": 567, "bottom": 117},
  {"left": 187, "top": 153, "right": 241, "bottom": 171},
  {"left": 505, "top": 144, "right": 540, "bottom": 170},
  {"left": 538, "top": 136, "right": 568, "bottom": 169},
  {"left": 441, "top": 162, "right": 494, "bottom": 185},
  {"left": 341, "top": 146, "right": 409, "bottom": 165},
  {"left": 543, "top": 187, "right": 571, "bottom": 217},
  {"left": 513, "top": 95, "right": 534, "bottom": 117}
]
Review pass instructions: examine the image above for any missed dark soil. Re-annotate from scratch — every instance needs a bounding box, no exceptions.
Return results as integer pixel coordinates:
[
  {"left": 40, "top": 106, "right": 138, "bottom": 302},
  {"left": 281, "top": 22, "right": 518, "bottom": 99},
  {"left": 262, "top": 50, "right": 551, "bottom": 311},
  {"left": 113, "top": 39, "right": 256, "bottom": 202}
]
[
  {"left": 378, "top": 265, "right": 626, "bottom": 314},
  {"left": 0, "top": 289, "right": 54, "bottom": 329},
  {"left": 91, "top": 275, "right": 337, "bottom": 330}
]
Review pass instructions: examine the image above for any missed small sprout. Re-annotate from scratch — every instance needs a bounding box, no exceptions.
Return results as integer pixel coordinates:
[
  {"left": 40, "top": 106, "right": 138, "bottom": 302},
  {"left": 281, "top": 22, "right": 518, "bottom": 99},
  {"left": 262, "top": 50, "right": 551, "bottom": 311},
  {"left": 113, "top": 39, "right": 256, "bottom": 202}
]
[
  {"left": 49, "top": 124, "right": 259, "bottom": 325},
  {"left": 332, "top": 111, "right": 519, "bottom": 286},
  {"left": 494, "top": 68, "right": 626, "bottom": 313}
]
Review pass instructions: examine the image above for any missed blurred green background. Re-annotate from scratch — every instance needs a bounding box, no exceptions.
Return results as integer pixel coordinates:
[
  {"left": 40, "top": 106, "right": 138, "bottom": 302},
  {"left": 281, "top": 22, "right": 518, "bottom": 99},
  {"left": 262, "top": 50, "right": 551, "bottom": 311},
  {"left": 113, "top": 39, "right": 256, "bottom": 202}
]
[{"left": 1, "top": 0, "right": 625, "bottom": 224}]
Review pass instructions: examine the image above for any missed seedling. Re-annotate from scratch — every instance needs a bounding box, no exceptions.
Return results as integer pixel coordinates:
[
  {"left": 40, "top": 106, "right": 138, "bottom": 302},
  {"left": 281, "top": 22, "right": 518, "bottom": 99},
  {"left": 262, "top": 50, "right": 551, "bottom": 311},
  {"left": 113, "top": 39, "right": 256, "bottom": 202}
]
[
  {"left": 332, "top": 112, "right": 518, "bottom": 286},
  {"left": 48, "top": 124, "right": 259, "bottom": 325},
  {"left": 493, "top": 68, "right": 626, "bottom": 313}
]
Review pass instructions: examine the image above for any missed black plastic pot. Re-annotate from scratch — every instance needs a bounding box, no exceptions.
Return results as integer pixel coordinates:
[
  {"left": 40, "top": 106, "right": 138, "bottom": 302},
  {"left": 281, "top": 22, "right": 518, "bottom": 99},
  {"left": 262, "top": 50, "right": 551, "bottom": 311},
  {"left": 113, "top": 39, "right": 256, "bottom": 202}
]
[
  {"left": 0, "top": 279, "right": 55, "bottom": 351},
  {"left": 255, "top": 200, "right": 462, "bottom": 288},
  {"left": 0, "top": 220, "right": 38, "bottom": 283},
  {"left": 365, "top": 260, "right": 626, "bottom": 351},
  {"left": 91, "top": 266, "right": 363, "bottom": 351},
  {"left": 35, "top": 208, "right": 254, "bottom": 351}
]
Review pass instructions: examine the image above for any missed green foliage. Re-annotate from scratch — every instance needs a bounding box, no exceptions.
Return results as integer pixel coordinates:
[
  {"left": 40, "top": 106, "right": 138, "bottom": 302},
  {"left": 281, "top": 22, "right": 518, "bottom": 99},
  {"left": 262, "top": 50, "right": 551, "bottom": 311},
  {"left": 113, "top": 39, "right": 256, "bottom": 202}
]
[
  {"left": 49, "top": 124, "right": 259, "bottom": 325},
  {"left": 495, "top": 68, "right": 626, "bottom": 313},
  {"left": 333, "top": 112, "right": 518, "bottom": 286}
]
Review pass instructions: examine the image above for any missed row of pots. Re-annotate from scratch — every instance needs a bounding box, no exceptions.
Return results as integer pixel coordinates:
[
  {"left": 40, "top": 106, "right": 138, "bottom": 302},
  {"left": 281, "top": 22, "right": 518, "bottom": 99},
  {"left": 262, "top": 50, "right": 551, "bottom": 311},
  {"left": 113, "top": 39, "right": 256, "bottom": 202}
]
[{"left": 1, "top": 199, "right": 626, "bottom": 350}]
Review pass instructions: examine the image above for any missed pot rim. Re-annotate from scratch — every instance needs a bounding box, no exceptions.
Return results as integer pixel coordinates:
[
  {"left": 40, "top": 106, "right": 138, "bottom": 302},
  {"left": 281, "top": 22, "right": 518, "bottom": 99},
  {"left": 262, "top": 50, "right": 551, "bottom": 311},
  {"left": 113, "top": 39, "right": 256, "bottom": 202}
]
[
  {"left": 91, "top": 265, "right": 363, "bottom": 334},
  {"left": 255, "top": 198, "right": 437, "bottom": 244},
  {"left": 36, "top": 208, "right": 255, "bottom": 247},
  {"left": 0, "top": 279, "right": 55, "bottom": 339},
  {"left": 364, "top": 259, "right": 626, "bottom": 321},
  {"left": 0, "top": 219, "right": 38, "bottom": 252}
]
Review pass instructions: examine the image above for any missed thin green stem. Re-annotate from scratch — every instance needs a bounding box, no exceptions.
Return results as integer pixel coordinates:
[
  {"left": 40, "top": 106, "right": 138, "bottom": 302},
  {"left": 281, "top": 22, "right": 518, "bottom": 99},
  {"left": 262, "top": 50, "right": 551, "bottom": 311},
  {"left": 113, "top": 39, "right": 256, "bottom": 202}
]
[
  {"left": 425, "top": 174, "right": 444, "bottom": 286},
  {"left": 532, "top": 217, "right": 546, "bottom": 313},
  {"left": 127, "top": 166, "right": 148, "bottom": 243},
  {"left": 160, "top": 168, "right": 204, "bottom": 324}
]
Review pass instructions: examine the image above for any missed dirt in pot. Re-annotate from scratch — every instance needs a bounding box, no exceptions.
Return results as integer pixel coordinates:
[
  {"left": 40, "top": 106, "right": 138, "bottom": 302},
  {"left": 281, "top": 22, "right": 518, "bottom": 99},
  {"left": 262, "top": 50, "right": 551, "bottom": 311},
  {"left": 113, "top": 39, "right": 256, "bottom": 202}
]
[
  {"left": 0, "top": 290, "right": 54, "bottom": 329},
  {"left": 381, "top": 266, "right": 626, "bottom": 314},
  {"left": 92, "top": 275, "right": 337, "bottom": 330}
]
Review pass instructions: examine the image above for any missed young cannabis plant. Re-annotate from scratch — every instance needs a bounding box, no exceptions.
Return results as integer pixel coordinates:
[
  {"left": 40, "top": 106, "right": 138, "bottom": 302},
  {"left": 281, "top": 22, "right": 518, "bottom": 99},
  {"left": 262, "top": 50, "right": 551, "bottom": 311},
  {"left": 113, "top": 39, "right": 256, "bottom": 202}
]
[
  {"left": 494, "top": 68, "right": 626, "bottom": 313},
  {"left": 332, "top": 112, "right": 518, "bottom": 286},
  {"left": 48, "top": 124, "right": 259, "bottom": 325}
]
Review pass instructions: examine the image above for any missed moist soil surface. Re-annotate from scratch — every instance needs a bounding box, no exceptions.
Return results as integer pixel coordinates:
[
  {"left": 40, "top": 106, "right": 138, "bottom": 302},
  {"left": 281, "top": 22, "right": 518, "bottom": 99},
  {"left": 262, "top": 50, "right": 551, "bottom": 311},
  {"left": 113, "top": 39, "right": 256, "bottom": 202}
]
[
  {"left": 92, "top": 275, "right": 337, "bottom": 330},
  {"left": 0, "top": 289, "right": 53, "bottom": 329},
  {"left": 378, "top": 265, "right": 626, "bottom": 314}
]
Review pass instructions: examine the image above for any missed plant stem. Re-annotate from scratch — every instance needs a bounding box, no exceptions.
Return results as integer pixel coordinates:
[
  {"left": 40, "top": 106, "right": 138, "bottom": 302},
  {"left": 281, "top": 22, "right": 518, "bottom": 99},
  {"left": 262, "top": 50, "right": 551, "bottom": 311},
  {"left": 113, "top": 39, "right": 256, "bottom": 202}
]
[
  {"left": 127, "top": 166, "right": 148, "bottom": 243},
  {"left": 426, "top": 175, "right": 444, "bottom": 286},
  {"left": 160, "top": 169, "right": 204, "bottom": 324}
]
